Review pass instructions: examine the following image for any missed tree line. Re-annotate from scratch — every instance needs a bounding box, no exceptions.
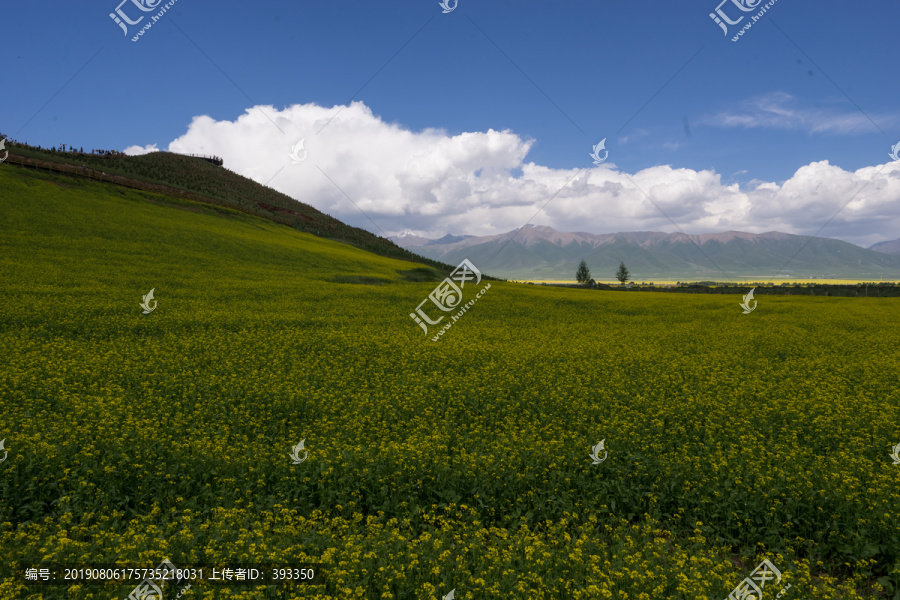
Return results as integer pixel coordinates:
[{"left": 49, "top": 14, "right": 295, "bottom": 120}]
[
  {"left": 0, "top": 135, "right": 222, "bottom": 164},
  {"left": 0, "top": 135, "right": 126, "bottom": 158}
]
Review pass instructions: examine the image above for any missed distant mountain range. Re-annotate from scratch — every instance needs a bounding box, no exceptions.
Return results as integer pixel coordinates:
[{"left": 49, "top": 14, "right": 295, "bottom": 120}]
[
  {"left": 390, "top": 226, "right": 900, "bottom": 281},
  {"left": 869, "top": 238, "right": 900, "bottom": 255}
]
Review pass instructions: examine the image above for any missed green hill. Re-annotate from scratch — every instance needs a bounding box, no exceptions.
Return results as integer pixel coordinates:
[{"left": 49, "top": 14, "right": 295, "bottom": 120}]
[
  {"left": 1, "top": 164, "right": 898, "bottom": 599},
  {"left": 4, "top": 142, "right": 463, "bottom": 277}
]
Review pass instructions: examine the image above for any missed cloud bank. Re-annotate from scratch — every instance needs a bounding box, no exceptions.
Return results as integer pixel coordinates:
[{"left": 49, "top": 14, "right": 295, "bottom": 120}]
[
  {"left": 125, "top": 101, "right": 900, "bottom": 248},
  {"left": 698, "top": 92, "right": 898, "bottom": 135}
]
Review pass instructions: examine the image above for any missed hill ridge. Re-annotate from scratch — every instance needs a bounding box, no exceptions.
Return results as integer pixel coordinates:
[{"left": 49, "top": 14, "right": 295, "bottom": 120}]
[{"left": 3, "top": 143, "right": 462, "bottom": 276}]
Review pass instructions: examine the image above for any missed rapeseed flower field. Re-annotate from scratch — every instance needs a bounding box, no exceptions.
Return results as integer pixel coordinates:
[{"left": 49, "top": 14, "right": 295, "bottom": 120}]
[{"left": 1, "top": 166, "right": 898, "bottom": 599}]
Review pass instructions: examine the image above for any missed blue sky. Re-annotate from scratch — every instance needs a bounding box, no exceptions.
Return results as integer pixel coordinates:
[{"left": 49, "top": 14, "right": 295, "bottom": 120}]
[{"left": 3, "top": 1, "right": 899, "bottom": 247}]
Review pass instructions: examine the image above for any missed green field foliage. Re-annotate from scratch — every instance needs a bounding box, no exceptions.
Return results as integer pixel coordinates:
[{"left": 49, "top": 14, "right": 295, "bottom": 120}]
[{"left": 1, "top": 166, "right": 899, "bottom": 599}]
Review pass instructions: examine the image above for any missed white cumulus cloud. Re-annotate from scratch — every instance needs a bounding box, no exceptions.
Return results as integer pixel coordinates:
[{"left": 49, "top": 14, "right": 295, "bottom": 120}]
[
  {"left": 140, "top": 101, "right": 900, "bottom": 248},
  {"left": 123, "top": 143, "right": 160, "bottom": 156}
]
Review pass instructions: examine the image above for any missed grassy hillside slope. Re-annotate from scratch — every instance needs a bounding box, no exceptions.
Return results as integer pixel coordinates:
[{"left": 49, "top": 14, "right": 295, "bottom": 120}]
[
  {"left": 1, "top": 166, "right": 899, "bottom": 599},
  {"left": 5, "top": 144, "right": 462, "bottom": 275}
]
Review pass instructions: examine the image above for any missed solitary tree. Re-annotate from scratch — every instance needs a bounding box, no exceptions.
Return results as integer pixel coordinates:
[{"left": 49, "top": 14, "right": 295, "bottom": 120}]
[
  {"left": 615, "top": 262, "right": 630, "bottom": 285},
  {"left": 576, "top": 259, "right": 592, "bottom": 285}
]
